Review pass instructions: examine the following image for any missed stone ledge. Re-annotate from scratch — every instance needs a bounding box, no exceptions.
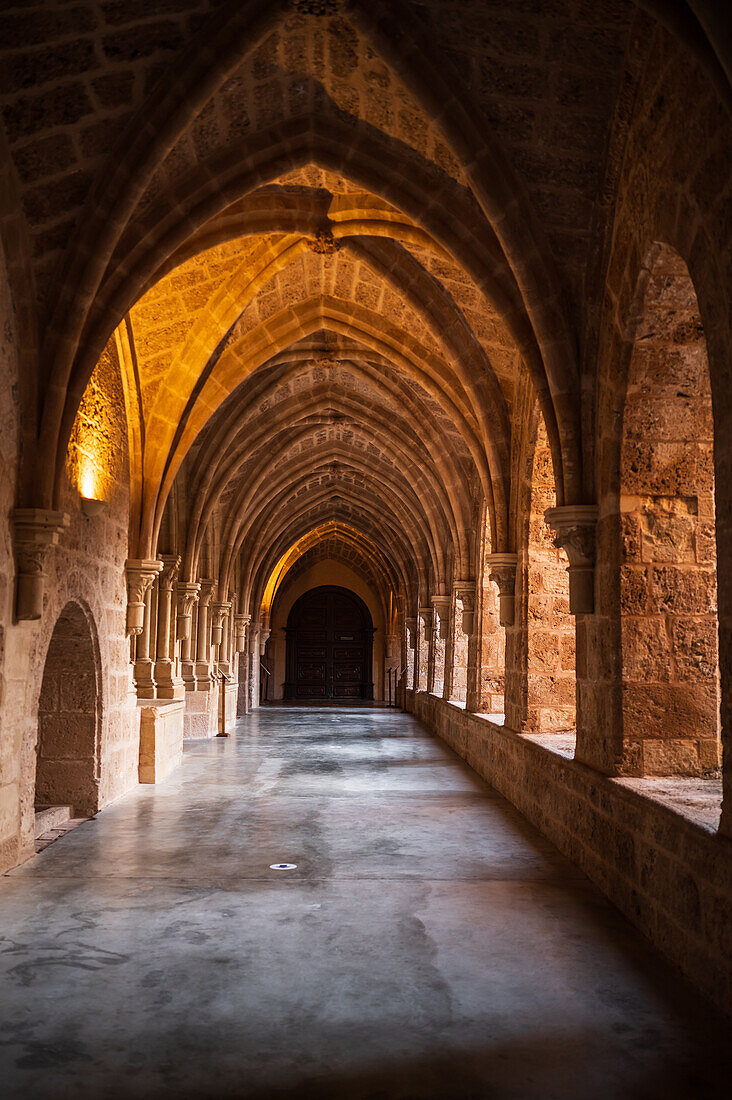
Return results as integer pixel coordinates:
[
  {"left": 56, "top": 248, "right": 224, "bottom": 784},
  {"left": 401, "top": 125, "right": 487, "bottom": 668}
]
[
  {"left": 407, "top": 689, "right": 732, "bottom": 1018},
  {"left": 138, "top": 699, "right": 185, "bottom": 784}
]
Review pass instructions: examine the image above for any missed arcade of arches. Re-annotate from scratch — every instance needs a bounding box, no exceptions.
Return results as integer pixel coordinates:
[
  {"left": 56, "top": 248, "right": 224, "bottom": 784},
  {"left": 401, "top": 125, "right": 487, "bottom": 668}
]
[{"left": 0, "top": 0, "right": 731, "bottom": 1028}]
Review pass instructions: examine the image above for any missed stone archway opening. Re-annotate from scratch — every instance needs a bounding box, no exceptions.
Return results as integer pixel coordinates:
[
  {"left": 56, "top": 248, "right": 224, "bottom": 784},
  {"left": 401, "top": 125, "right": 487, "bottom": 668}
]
[
  {"left": 525, "top": 413, "right": 576, "bottom": 733},
  {"left": 35, "top": 602, "right": 101, "bottom": 819},
  {"left": 619, "top": 243, "right": 720, "bottom": 776}
]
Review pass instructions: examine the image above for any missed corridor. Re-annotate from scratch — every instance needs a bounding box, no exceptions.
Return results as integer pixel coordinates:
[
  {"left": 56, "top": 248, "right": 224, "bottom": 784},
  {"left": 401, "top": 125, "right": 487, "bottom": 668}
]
[{"left": 1, "top": 706, "right": 730, "bottom": 1098}]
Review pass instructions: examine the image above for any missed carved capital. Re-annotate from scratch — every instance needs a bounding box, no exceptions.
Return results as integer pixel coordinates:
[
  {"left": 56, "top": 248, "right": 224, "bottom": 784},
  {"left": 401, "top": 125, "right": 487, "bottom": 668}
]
[
  {"left": 158, "top": 554, "right": 181, "bottom": 591},
  {"left": 11, "top": 509, "right": 70, "bottom": 620},
  {"left": 405, "top": 616, "right": 418, "bottom": 650},
  {"left": 176, "top": 581, "right": 200, "bottom": 641},
  {"left": 197, "top": 579, "right": 216, "bottom": 608},
  {"left": 486, "top": 553, "right": 518, "bottom": 626},
  {"left": 125, "top": 559, "right": 163, "bottom": 636},
  {"left": 210, "top": 600, "right": 231, "bottom": 646},
  {"left": 545, "top": 506, "right": 598, "bottom": 614},
  {"left": 454, "top": 580, "right": 476, "bottom": 636},
  {"left": 234, "top": 613, "right": 251, "bottom": 652},
  {"left": 431, "top": 595, "right": 451, "bottom": 640},
  {"left": 259, "top": 629, "right": 271, "bottom": 656}
]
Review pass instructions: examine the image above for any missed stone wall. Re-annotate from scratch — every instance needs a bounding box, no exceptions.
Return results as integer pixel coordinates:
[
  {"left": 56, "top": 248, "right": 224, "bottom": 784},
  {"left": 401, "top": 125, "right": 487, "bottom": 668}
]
[
  {"left": 0, "top": 336, "right": 140, "bottom": 873},
  {"left": 408, "top": 689, "right": 732, "bottom": 1018}
]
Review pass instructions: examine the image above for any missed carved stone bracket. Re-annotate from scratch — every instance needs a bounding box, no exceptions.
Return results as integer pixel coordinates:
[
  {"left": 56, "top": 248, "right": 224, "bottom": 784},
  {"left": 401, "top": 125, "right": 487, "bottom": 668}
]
[
  {"left": 125, "top": 559, "right": 163, "bottom": 636},
  {"left": 486, "top": 553, "right": 518, "bottom": 626},
  {"left": 210, "top": 601, "right": 231, "bottom": 647},
  {"left": 308, "top": 221, "right": 341, "bottom": 255},
  {"left": 545, "top": 505, "right": 599, "bottom": 615},
  {"left": 11, "top": 509, "right": 70, "bottom": 620},
  {"left": 453, "top": 580, "right": 476, "bottom": 637},
  {"left": 405, "top": 616, "right": 418, "bottom": 650},
  {"left": 234, "top": 613, "right": 252, "bottom": 652},
  {"left": 431, "top": 595, "right": 451, "bottom": 640},
  {"left": 176, "top": 581, "right": 200, "bottom": 641}
]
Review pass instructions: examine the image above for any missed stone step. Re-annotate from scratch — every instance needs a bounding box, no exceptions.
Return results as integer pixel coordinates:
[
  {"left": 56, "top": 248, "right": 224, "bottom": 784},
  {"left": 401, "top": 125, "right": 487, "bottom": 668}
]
[{"left": 34, "top": 804, "right": 73, "bottom": 839}]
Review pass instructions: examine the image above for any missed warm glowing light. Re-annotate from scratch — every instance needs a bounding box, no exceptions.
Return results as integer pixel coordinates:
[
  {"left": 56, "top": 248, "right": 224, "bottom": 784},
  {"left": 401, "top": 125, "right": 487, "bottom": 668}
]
[
  {"left": 79, "top": 463, "right": 97, "bottom": 500},
  {"left": 260, "top": 522, "right": 375, "bottom": 619}
]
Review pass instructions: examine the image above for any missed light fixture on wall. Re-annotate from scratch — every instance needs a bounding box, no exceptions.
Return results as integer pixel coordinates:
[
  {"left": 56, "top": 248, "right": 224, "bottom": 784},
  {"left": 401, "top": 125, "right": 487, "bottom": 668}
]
[
  {"left": 80, "top": 495, "right": 106, "bottom": 518},
  {"left": 78, "top": 462, "right": 106, "bottom": 517}
]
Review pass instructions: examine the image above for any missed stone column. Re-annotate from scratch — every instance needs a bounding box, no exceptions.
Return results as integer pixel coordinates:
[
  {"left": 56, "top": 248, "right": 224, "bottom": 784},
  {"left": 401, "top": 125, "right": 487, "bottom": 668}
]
[
  {"left": 431, "top": 595, "right": 450, "bottom": 697},
  {"left": 11, "top": 509, "right": 70, "bottom": 620},
  {"left": 416, "top": 611, "right": 433, "bottom": 686},
  {"left": 405, "top": 616, "right": 418, "bottom": 691},
  {"left": 453, "top": 581, "right": 476, "bottom": 707},
  {"left": 384, "top": 633, "right": 398, "bottom": 703},
  {"left": 153, "top": 555, "right": 183, "bottom": 699},
  {"left": 195, "top": 580, "right": 215, "bottom": 689},
  {"left": 133, "top": 585, "right": 157, "bottom": 699},
  {"left": 217, "top": 602, "right": 233, "bottom": 676},
  {"left": 177, "top": 581, "right": 200, "bottom": 691},
  {"left": 125, "top": 558, "right": 163, "bottom": 637},
  {"left": 210, "top": 601, "right": 230, "bottom": 647},
  {"left": 235, "top": 614, "right": 251, "bottom": 716}
]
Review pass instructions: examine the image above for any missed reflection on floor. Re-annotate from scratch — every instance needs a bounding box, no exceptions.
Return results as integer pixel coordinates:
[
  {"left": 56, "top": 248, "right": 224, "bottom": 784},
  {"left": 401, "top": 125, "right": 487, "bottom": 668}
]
[{"left": 1, "top": 706, "right": 730, "bottom": 1098}]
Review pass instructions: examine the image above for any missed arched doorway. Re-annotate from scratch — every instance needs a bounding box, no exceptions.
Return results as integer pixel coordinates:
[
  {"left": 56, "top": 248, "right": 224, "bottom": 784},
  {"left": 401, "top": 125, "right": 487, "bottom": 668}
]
[
  {"left": 36, "top": 601, "right": 101, "bottom": 815},
  {"left": 285, "top": 586, "right": 374, "bottom": 701}
]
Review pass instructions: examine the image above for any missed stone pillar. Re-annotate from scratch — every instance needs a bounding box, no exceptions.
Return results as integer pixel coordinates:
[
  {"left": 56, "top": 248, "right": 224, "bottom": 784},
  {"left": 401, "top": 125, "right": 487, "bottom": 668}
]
[
  {"left": 125, "top": 558, "right": 163, "bottom": 637},
  {"left": 453, "top": 581, "right": 476, "bottom": 706},
  {"left": 209, "top": 601, "right": 229, "bottom": 669},
  {"left": 154, "top": 555, "right": 184, "bottom": 700},
  {"left": 249, "top": 628, "right": 261, "bottom": 709},
  {"left": 11, "top": 509, "right": 70, "bottom": 620},
  {"left": 235, "top": 615, "right": 251, "bottom": 716},
  {"left": 177, "top": 581, "right": 200, "bottom": 691},
  {"left": 406, "top": 616, "right": 418, "bottom": 691},
  {"left": 133, "top": 585, "right": 156, "bottom": 699},
  {"left": 418, "top": 607, "right": 432, "bottom": 691},
  {"left": 195, "top": 580, "right": 215, "bottom": 689},
  {"left": 431, "top": 595, "right": 450, "bottom": 697}
]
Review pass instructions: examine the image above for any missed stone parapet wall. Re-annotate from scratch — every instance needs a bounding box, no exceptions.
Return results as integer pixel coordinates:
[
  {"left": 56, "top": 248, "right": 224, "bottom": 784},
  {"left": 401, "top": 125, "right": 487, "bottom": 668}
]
[
  {"left": 407, "top": 690, "right": 732, "bottom": 1017},
  {"left": 183, "top": 688, "right": 218, "bottom": 740}
]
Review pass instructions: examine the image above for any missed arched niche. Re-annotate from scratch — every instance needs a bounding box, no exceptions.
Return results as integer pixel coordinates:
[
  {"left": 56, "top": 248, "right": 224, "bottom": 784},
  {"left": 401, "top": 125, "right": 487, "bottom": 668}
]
[
  {"left": 619, "top": 243, "right": 720, "bottom": 776},
  {"left": 36, "top": 601, "right": 101, "bottom": 816}
]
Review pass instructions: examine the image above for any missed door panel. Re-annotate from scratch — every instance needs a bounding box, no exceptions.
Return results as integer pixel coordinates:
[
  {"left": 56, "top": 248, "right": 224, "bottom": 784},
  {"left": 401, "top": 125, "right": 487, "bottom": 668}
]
[{"left": 285, "top": 586, "right": 374, "bottom": 701}]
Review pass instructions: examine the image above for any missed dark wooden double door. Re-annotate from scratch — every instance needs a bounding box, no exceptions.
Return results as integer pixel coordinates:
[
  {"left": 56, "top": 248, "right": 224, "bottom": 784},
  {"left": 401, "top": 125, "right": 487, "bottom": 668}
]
[{"left": 285, "top": 586, "right": 374, "bottom": 701}]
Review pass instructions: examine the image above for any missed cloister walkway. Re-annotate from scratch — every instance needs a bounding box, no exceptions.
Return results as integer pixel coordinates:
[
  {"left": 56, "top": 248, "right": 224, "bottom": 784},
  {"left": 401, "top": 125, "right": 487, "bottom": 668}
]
[{"left": 1, "top": 706, "right": 730, "bottom": 1098}]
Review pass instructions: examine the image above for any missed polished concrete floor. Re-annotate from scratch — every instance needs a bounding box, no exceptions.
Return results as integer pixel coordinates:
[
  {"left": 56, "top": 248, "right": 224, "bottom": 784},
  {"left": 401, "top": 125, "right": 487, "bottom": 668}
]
[{"left": 1, "top": 706, "right": 731, "bottom": 1099}]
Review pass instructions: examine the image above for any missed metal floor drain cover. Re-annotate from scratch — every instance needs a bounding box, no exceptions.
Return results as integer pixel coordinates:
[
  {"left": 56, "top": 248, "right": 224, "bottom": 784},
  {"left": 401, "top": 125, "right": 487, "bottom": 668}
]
[{"left": 270, "top": 863, "right": 297, "bottom": 870}]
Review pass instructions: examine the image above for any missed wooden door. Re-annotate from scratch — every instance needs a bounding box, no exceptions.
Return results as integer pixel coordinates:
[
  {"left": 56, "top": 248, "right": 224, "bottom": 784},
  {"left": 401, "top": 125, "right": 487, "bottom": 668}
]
[{"left": 285, "top": 587, "right": 374, "bottom": 700}]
